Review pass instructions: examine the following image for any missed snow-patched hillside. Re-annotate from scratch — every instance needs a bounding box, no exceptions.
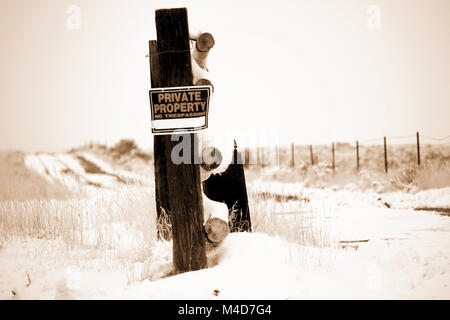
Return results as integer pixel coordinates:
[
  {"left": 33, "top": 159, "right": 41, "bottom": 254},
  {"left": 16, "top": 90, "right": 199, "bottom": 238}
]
[
  {"left": 0, "top": 150, "right": 449, "bottom": 299},
  {"left": 24, "top": 152, "right": 151, "bottom": 190}
]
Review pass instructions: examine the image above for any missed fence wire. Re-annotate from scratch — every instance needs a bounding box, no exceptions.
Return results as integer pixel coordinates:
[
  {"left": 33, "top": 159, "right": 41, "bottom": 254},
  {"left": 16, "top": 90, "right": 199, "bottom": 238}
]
[
  {"left": 246, "top": 133, "right": 450, "bottom": 171},
  {"left": 358, "top": 134, "right": 449, "bottom": 145}
]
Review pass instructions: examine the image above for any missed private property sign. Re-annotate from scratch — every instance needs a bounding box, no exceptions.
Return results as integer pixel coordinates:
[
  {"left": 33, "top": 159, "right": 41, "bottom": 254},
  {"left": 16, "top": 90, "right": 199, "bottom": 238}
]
[{"left": 149, "top": 85, "right": 212, "bottom": 134}]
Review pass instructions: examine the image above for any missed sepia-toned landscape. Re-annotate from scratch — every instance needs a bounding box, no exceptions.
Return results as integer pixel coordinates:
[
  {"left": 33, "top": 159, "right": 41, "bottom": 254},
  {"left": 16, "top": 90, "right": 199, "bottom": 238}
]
[
  {"left": 1, "top": 0, "right": 449, "bottom": 302},
  {"left": 1, "top": 140, "right": 449, "bottom": 299}
]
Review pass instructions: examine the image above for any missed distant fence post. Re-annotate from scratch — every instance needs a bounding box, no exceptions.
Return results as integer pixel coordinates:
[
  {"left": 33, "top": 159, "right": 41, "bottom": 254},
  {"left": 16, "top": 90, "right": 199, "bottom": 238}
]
[
  {"left": 260, "top": 147, "right": 265, "bottom": 168},
  {"left": 276, "top": 145, "right": 280, "bottom": 167},
  {"left": 244, "top": 147, "right": 250, "bottom": 168},
  {"left": 310, "top": 144, "right": 314, "bottom": 166},
  {"left": 291, "top": 143, "right": 295, "bottom": 167},
  {"left": 416, "top": 131, "right": 421, "bottom": 165},
  {"left": 384, "top": 136, "right": 388, "bottom": 173},
  {"left": 256, "top": 147, "right": 260, "bottom": 167},
  {"left": 331, "top": 142, "right": 335, "bottom": 172},
  {"left": 356, "top": 140, "right": 360, "bottom": 171}
]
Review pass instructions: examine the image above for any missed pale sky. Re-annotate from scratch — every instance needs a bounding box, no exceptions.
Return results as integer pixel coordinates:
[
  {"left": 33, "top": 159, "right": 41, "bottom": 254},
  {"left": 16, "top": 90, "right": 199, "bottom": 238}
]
[{"left": 0, "top": 0, "right": 449, "bottom": 151}]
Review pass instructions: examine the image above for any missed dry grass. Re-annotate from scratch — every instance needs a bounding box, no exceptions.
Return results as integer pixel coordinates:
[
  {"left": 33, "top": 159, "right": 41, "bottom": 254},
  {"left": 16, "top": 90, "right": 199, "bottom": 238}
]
[
  {"left": 413, "top": 161, "right": 450, "bottom": 189},
  {"left": 248, "top": 187, "right": 338, "bottom": 248},
  {"left": 0, "top": 184, "right": 161, "bottom": 284},
  {"left": 0, "top": 186, "right": 156, "bottom": 248}
]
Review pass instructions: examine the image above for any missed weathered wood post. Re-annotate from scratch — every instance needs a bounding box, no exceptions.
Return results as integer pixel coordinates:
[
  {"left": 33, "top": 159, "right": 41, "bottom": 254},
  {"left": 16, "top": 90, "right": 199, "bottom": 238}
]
[
  {"left": 416, "top": 131, "right": 421, "bottom": 165},
  {"left": 384, "top": 136, "right": 388, "bottom": 173},
  {"left": 356, "top": 140, "right": 360, "bottom": 171},
  {"left": 230, "top": 141, "right": 252, "bottom": 232},
  {"left": 331, "top": 142, "right": 335, "bottom": 172},
  {"left": 244, "top": 147, "right": 250, "bottom": 168},
  {"left": 149, "top": 41, "right": 171, "bottom": 241},
  {"left": 256, "top": 147, "right": 260, "bottom": 167},
  {"left": 260, "top": 147, "right": 265, "bottom": 168},
  {"left": 149, "top": 8, "right": 206, "bottom": 272},
  {"left": 291, "top": 143, "right": 295, "bottom": 167},
  {"left": 275, "top": 145, "right": 279, "bottom": 167}
]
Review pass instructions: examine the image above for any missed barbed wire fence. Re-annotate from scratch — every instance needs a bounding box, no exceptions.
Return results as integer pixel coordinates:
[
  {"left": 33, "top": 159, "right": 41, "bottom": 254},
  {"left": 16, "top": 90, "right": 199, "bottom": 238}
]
[{"left": 243, "top": 132, "right": 450, "bottom": 173}]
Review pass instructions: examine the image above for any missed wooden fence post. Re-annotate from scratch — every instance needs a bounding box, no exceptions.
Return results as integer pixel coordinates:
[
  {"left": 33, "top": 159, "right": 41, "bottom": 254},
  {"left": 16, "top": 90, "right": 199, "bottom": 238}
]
[
  {"left": 331, "top": 142, "right": 335, "bottom": 172},
  {"left": 150, "top": 8, "right": 206, "bottom": 273},
  {"left": 384, "top": 136, "right": 388, "bottom": 173},
  {"left": 416, "top": 131, "right": 421, "bottom": 165},
  {"left": 260, "top": 147, "right": 265, "bottom": 168},
  {"left": 291, "top": 143, "right": 295, "bottom": 167},
  {"left": 310, "top": 144, "right": 314, "bottom": 166},
  {"left": 276, "top": 145, "right": 280, "bottom": 167},
  {"left": 244, "top": 147, "right": 250, "bottom": 168},
  {"left": 256, "top": 147, "right": 260, "bottom": 167},
  {"left": 356, "top": 140, "right": 360, "bottom": 171}
]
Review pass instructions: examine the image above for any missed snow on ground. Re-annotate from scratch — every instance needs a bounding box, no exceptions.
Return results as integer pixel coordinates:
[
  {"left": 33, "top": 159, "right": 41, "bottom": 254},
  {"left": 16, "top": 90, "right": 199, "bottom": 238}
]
[
  {"left": 383, "top": 187, "right": 450, "bottom": 210},
  {"left": 249, "top": 180, "right": 450, "bottom": 212},
  {"left": 1, "top": 152, "right": 449, "bottom": 299},
  {"left": 1, "top": 206, "right": 449, "bottom": 299}
]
